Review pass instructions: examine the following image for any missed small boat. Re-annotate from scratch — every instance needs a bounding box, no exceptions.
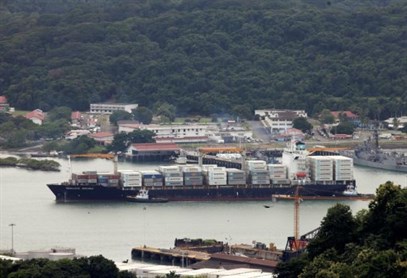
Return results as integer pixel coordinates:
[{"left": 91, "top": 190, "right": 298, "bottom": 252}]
[
  {"left": 126, "top": 189, "right": 169, "bottom": 203},
  {"left": 342, "top": 185, "right": 358, "bottom": 196}
]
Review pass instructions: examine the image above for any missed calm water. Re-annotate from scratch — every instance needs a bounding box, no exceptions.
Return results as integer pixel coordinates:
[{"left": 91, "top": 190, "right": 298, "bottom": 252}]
[{"left": 0, "top": 157, "right": 406, "bottom": 261}]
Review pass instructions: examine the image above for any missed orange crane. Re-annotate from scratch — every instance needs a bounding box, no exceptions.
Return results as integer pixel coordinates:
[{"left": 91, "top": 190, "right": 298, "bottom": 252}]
[
  {"left": 69, "top": 153, "right": 116, "bottom": 159},
  {"left": 197, "top": 146, "right": 244, "bottom": 154}
]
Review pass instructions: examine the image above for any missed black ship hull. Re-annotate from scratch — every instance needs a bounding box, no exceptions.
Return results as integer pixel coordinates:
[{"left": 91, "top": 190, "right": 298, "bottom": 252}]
[{"left": 47, "top": 182, "right": 354, "bottom": 202}]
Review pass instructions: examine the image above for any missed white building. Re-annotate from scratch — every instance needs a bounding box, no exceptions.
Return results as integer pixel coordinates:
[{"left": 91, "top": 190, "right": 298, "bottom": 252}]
[
  {"left": 90, "top": 103, "right": 138, "bottom": 114},
  {"left": 255, "top": 109, "right": 307, "bottom": 133},
  {"left": 118, "top": 122, "right": 214, "bottom": 143}
]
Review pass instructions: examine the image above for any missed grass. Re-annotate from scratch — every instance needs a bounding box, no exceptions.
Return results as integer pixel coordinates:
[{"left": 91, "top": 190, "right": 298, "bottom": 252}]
[{"left": 12, "top": 110, "right": 29, "bottom": 116}]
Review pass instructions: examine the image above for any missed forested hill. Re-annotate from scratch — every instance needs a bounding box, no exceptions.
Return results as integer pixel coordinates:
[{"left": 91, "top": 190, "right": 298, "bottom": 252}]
[{"left": 1, "top": 0, "right": 406, "bottom": 119}]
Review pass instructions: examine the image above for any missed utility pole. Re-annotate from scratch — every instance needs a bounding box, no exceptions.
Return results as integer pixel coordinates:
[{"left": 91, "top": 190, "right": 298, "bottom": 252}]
[{"left": 9, "top": 223, "right": 16, "bottom": 255}]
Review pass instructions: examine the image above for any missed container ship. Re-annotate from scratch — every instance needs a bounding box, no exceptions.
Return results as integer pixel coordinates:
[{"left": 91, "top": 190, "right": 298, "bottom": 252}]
[{"left": 47, "top": 141, "right": 356, "bottom": 202}]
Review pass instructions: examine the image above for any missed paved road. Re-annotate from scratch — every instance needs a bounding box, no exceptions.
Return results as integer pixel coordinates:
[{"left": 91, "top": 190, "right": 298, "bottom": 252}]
[{"left": 247, "top": 121, "right": 272, "bottom": 143}]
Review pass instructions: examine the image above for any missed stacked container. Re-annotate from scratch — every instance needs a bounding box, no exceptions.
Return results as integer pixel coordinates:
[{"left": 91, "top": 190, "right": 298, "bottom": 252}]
[
  {"left": 267, "top": 164, "right": 289, "bottom": 184},
  {"left": 249, "top": 169, "right": 270, "bottom": 185},
  {"left": 226, "top": 168, "right": 246, "bottom": 185},
  {"left": 204, "top": 167, "right": 227, "bottom": 186},
  {"left": 246, "top": 160, "right": 267, "bottom": 171},
  {"left": 118, "top": 170, "right": 142, "bottom": 188},
  {"left": 182, "top": 166, "right": 203, "bottom": 186},
  {"left": 141, "top": 170, "right": 163, "bottom": 187},
  {"left": 96, "top": 173, "right": 120, "bottom": 187},
  {"left": 330, "top": 156, "right": 354, "bottom": 181},
  {"left": 72, "top": 173, "right": 97, "bottom": 185},
  {"left": 308, "top": 156, "right": 333, "bottom": 182},
  {"left": 159, "top": 166, "right": 184, "bottom": 186}
]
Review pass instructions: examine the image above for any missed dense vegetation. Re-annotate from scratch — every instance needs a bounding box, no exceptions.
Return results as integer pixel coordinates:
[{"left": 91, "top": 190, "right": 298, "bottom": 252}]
[
  {"left": 1, "top": 0, "right": 406, "bottom": 120},
  {"left": 276, "top": 181, "right": 407, "bottom": 277},
  {"left": 0, "top": 255, "right": 135, "bottom": 277},
  {"left": 0, "top": 156, "right": 61, "bottom": 171}
]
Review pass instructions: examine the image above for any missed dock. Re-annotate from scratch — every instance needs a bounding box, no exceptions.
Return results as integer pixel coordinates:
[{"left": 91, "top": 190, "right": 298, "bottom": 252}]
[
  {"left": 131, "top": 246, "right": 210, "bottom": 266},
  {"left": 273, "top": 194, "right": 375, "bottom": 201}
]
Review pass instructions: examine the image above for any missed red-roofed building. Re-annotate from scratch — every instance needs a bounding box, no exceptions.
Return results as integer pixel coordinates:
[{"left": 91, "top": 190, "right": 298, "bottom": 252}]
[
  {"left": 71, "top": 111, "right": 82, "bottom": 127},
  {"left": 0, "top": 96, "right": 10, "bottom": 112},
  {"left": 25, "top": 109, "right": 45, "bottom": 125},
  {"left": 126, "top": 143, "right": 180, "bottom": 161},
  {"left": 330, "top": 111, "right": 360, "bottom": 126},
  {"left": 88, "top": 132, "right": 114, "bottom": 145}
]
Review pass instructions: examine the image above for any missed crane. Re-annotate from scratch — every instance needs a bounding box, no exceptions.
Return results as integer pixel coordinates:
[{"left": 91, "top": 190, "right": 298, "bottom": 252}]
[{"left": 197, "top": 146, "right": 244, "bottom": 154}]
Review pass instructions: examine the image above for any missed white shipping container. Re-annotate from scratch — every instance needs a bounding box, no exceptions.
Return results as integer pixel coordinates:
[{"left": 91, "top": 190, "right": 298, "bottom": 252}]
[
  {"left": 158, "top": 166, "right": 180, "bottom": 173},
  {"left": 181, "top": 166, "right": 202, "bottom": 172}
]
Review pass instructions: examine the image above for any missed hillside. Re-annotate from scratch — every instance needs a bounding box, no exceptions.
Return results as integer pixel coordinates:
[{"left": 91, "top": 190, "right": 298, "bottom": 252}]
[{"left": 0, "top": 0, "right": 406, "bottom": 119}]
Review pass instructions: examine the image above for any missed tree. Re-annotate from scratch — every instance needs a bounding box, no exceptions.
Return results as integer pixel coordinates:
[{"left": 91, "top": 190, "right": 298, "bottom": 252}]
[
  {"left": 47, "top": 106, "right": 72, "bottom": 122},
  {"left": 319, "top": 109, "right": 335, "bottom": 124},
  {"left": 307, "top": 204, "right": 357, "bottom": 259},
  {"left": 109, "top": 110, "right": 133, "bottom": 126},
  {"left": 127, "top": 129, "right": 156, "bottom": 144},
  {"left": 109, "top": 132, "right": 129, "bottom": 153},
  {"left": 154, "top": 102, "right": 176, "bottom": 122},
  {"left": 108, "top": 129, "right": 155, "bottom": 152},
  {"left": 232, "top": 104, "right": 252, "bottom": 120},
  {"left": 62, "top": 135, "right": 97, "bottom": 154},
  {"left": 362, "top": 182, "right": 407, "bottom": 248},
  {"left": 76, "top": 255, "right": 119, "bottom": 278},
  {"left": 133, "top": 106, "right": 153, "bottom": 124},
  {"left": 332, "top": 122, "right": 354, "bottom": 135},
  {"left": 293, "top": 117, "right": 313, "bottom": 133}
]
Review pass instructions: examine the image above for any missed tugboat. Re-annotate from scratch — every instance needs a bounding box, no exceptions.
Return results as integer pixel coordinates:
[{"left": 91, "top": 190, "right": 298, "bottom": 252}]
[{"left": 126, "top": 189, "right": 169, "bottom": 203}]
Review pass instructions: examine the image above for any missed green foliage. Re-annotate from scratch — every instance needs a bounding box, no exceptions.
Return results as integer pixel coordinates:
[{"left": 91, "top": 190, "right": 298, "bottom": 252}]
[
  {"left": 0, "top": 156, "right": 18, "bottom": 166},
  {"left": 275, "top": 182, "right": 407, "bottom": 277},
  {"left": 42, "top": 141, "right": 60, "bottom": 153},
  {"left": 109, "top": 110, "right": 133, "bottom": 126},
  {"left": 155, "top": 102, "right": 176, "bottom": 122},
  {"left": 133, "top": 106, "right": 153, "bottom": 124},
  {"left": 109, "top": 130, "right": 156, "bottom": 152},
  {"left": 275, "top": 254, "right": 309, "bottom": 278},
  {"left": 331, "top": 122, "right": 354, "bottom": 135},
  {"left": 307, "top": 204, "right": 357, "bottom": 259},
  {"left": 0, "top": 1, "right": 406, "bottom": 119},
  {"left": 18, "top": 158, "right": 60, "bottom": 171},
  {"left": 165, "top": 271, "right": 181, "bottom": 278},
  {"left": 319, "top": 109, "right": 335, "bottom": 124},
  {"left": 37, "top": 119, "right": 70, "bottom": 139},
  {"left": 293, "top": 117, "right": 313, "bottom": 133},
  {"left": 47, "top": 106, "right": 72, "bottom": 122},
  {"left": 61, "top": 135, "right": 97, "bottom": 154},
  {"left": 1, "top": 255, "right": 127, "bottom": 277},
  {"left": 127, "top": 129, "right": 156, "bottom": 144}
]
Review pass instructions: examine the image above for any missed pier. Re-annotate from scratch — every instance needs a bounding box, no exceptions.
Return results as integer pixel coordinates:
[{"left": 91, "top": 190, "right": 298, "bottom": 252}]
[{"left": 131, "top": 246, "right": 210, "bottom": 266}]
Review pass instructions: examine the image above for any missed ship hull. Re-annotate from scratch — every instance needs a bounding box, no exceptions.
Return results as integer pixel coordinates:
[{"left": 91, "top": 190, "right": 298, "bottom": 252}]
[
  {"left": 47, "top": 182, "right": 354, "bottom": 202},
  {"left": 353, "top": 157, "right": 407, "bottom": 173}
]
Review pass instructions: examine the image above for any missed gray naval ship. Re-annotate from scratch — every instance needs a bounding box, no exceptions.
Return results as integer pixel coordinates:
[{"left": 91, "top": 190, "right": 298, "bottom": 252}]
[{"left": 352, "top": 129, "right": 407, "bottom": 172}]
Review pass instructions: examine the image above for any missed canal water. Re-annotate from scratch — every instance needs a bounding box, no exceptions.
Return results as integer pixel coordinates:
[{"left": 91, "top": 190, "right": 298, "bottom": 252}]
[{"left": 0, "top": 157, "right": 406, "bottom": 261}]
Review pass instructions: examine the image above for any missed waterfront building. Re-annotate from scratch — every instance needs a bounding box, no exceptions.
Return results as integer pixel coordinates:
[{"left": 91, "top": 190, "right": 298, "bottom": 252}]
[
  {"left": 126, "top": 143, "right": 180, "bottom": 161},
  {"left": 118, "top": 121, "right": 212, "bottom": 144}
]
